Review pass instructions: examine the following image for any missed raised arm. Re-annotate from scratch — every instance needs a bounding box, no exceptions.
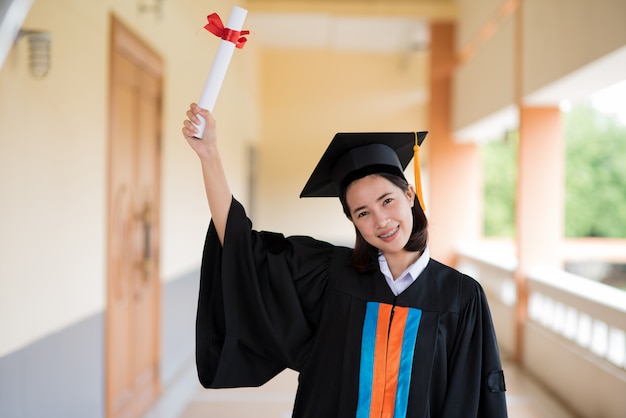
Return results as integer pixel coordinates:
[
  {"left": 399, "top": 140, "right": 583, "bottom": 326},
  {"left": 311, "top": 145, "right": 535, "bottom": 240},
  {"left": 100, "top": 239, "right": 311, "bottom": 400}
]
[{"left": 182, "top": 103, "right": 231, "bottom": 245}]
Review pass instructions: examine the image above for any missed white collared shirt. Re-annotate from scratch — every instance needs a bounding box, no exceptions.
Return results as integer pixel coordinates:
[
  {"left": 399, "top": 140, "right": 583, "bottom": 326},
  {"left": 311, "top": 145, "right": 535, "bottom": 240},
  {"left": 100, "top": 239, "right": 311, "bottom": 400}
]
[{"left": 378, "top": 246, "right": 430, "bottom": 296}]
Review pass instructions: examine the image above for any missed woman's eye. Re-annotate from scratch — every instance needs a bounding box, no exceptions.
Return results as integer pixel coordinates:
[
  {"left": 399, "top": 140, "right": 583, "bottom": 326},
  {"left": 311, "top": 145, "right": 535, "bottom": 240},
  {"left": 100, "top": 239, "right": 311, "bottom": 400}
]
[
  {"left": 383, "top": 198, "right": 393, "bottom": 206},
  {"left": 357, "top": 211, "right": 368, "bottom": 218}
]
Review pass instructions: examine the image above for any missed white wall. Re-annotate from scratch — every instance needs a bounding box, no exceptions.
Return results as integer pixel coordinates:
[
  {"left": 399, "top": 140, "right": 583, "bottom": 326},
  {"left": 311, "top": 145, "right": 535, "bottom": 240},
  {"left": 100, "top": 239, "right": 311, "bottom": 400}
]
[
  {"left": 523, "top": 0, "right": 626, "bottom": 97},
  {"left": 453, "top": 0, "right": 515, "bottom": 132},
  {"left": 453, "top": 0, "right": 626, "bottom": 135},
  {"left": 0, "top": 0, "right": 258, "bottom": 357}
]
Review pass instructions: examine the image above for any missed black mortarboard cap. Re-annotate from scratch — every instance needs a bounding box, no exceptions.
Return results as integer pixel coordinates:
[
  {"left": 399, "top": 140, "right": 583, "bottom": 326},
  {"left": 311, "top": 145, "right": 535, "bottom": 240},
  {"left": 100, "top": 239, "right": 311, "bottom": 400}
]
[{"left": 300, "top": 131, "right": 428, "bottom": 208}]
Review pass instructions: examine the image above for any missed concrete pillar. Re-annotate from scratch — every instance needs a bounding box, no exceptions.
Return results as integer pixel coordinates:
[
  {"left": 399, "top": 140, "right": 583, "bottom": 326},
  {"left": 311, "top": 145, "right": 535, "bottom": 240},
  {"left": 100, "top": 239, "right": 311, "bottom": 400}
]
[
  {"left": 514, "top": 105, "right": 564, "bottom": 360},
  {"left": 428, "top": 22, "right": 482, "bottom": 266}
]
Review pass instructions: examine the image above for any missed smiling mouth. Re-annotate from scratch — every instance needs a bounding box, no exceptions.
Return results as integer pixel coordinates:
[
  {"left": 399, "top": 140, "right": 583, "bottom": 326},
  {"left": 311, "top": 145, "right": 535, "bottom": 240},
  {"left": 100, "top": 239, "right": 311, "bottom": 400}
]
[{"left": 378, "top": 226, "right": 399, "bottom": 239}]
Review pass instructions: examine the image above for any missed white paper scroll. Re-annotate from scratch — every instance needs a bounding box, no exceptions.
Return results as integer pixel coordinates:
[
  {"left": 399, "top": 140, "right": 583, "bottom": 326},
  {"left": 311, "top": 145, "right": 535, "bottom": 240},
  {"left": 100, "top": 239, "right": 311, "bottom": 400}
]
[{"left": 193, "top": 6, "right": 248, "bottom": 138}]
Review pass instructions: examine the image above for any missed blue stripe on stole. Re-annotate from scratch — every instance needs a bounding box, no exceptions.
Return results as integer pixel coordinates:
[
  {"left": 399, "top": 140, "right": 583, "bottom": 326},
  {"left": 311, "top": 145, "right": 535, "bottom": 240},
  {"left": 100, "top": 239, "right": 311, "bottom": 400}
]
[
  {"left": 394, "top": 308, "right": 422, "bottom": 418},
  {"left": 357, "top": 302, "right": 379, "bottom": 418}
]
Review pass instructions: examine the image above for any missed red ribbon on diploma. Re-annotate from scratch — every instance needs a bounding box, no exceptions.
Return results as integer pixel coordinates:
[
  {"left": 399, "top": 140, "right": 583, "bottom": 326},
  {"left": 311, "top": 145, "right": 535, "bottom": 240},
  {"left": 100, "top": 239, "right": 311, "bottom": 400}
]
[{"left": 204, "top": 13, "right": 250, "bottom": 49}]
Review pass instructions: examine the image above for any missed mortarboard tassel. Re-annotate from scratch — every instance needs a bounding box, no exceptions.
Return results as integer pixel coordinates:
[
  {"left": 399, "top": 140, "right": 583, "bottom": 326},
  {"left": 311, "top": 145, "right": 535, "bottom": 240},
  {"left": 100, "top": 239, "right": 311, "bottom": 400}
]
[{"left": 413, "top": 133, "right": 426, "bottom": 212}]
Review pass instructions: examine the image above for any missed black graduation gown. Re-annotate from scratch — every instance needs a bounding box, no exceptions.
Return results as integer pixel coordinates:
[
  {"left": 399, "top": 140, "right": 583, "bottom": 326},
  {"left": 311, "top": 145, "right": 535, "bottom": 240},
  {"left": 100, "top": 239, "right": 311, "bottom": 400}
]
[{"left": 196, "top": 198, "right": 507, "bottom": 417}]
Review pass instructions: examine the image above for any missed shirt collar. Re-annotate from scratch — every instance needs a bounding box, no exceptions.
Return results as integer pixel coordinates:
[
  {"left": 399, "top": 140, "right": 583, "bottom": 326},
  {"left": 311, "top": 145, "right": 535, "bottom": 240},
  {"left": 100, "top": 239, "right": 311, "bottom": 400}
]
[{"left": 378, "top": 246, "right": 430, "bottom": 296}]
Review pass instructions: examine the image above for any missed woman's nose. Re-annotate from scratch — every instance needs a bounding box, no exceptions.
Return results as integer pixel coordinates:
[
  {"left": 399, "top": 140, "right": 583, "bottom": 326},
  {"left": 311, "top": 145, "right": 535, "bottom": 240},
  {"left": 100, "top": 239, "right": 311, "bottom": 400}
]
[{"left": 373, "top": 210, "right": 388, "bottom": 227}]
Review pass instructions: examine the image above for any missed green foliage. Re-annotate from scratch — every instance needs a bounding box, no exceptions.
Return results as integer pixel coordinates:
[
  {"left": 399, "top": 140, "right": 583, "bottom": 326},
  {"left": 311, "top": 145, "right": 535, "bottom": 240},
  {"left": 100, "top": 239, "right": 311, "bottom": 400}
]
[
  {"left": 564, "top": 105, "right": 626, "bottom": 237},
  {"left": 481, "top": 132, "right": 518, "bottom": 237},
  {"left": 480, "top": 104, "right": 626, "bottom": 238}
]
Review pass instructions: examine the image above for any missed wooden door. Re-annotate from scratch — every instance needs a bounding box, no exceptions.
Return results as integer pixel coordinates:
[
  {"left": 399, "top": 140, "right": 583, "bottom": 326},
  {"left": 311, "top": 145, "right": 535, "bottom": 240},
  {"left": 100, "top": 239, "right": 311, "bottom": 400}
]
[{"left": 106, "top": 16, "right": 162, "bottom": 418}]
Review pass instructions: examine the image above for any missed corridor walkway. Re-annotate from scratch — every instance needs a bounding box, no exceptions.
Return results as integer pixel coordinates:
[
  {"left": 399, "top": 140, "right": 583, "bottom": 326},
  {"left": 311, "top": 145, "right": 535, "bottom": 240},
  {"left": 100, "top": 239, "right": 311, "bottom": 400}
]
[{"left": 145, "top": 356, "right": 576, "bottom": 418}]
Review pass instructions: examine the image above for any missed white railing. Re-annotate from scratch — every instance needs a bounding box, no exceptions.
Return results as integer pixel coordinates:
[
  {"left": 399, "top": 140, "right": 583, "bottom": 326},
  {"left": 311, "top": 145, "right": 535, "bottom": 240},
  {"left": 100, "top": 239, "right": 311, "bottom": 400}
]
[
  {"left": 455, "top": 242, "right": 626, "bottom": 418},
  {"left": 527, "top": 267, "right": 626, "bottom": 371},
  {"left": 524, "top": 268, "right": 626, "bottom": 418},
  {"left": 456, "top": 241, "right": 518, "bottom": 356}
]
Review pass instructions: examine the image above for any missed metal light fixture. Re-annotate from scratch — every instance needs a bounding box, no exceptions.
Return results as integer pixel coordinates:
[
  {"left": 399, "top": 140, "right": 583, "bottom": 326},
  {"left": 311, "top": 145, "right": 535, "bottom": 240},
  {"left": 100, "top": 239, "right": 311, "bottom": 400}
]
[
  {"left": 138, "top": 0, "right": 164, "bottom": 19},
  {"left": 18, "top": 29, "right": 51, "bottom": 78}
]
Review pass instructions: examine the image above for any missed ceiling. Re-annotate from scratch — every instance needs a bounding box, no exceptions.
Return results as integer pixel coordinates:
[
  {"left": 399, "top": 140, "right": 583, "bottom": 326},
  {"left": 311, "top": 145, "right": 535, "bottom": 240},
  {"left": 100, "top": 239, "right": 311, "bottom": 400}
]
[{"left": 244, "top": 0, "right": 457, "bottom": 53}]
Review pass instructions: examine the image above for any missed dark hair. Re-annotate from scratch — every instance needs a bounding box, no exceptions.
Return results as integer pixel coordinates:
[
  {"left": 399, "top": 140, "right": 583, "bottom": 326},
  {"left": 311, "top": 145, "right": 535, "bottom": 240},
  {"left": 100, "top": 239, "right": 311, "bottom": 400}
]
[{"left": 339, "top": 173, "right": 428, "bottom": 273}]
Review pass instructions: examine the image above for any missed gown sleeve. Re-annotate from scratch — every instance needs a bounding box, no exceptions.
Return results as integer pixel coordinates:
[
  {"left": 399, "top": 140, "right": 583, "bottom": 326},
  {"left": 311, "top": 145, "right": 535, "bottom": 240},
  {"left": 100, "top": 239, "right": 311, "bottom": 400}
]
[
  {"left": 440, "top": 277, "right": 508, "bottom": 417},
  {"left": 195, "top": 197, "right": 335, "bottom": 389}
]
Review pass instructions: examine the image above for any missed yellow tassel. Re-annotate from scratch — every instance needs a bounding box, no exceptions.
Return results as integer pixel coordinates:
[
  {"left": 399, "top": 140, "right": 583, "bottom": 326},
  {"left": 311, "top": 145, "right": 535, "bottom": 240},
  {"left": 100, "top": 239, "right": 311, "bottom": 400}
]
[{"left": 413, "top": 133, "right": 425, "bottom": 212}]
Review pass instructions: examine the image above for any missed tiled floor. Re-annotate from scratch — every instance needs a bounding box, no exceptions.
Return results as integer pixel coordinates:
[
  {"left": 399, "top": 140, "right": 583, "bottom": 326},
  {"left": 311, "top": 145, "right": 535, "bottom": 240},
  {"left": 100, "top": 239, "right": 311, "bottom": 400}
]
[
  {"left": 501, "top": 358, "right": 575, "bottom": 418},
  {"left": 178, "top": 369, "right": 296, "bottom": 418},
  {"left": 145, "top": 356, "right": 576, "bottom": 418}
]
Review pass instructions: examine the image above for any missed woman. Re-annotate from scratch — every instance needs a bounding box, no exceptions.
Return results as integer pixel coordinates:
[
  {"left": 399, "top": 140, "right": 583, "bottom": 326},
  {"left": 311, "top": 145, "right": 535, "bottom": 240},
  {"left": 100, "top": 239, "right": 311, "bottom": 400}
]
[{"left": 182, "top": 103, "right": 508, "bottom": 417}]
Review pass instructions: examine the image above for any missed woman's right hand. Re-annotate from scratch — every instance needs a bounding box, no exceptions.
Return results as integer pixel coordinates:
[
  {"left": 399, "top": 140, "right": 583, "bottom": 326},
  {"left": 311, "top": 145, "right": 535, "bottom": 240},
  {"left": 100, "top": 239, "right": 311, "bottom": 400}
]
[{"left": 182, "top": 103, "right": 218, "bottom": 161}]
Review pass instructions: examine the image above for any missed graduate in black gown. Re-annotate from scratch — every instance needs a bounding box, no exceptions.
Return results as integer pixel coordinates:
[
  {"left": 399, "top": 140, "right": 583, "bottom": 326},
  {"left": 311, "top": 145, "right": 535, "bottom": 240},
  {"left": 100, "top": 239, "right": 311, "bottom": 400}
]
[{"left": 182, "top": 103, "right": 508, "bottom": 417}]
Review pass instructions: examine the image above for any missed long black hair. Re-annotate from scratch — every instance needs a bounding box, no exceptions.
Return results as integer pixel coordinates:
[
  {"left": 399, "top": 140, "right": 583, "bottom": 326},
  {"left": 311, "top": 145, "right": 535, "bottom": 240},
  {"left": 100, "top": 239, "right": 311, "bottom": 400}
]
[{"left": 339, "top": 173, "right": 428, "bottom": 273}]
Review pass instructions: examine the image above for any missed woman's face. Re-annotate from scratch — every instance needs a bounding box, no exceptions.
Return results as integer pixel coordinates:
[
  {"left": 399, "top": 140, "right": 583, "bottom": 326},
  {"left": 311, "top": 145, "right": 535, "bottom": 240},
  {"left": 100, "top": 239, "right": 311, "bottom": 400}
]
[{"left": 345, "top": 174, "right": 415, "bottom": 256}]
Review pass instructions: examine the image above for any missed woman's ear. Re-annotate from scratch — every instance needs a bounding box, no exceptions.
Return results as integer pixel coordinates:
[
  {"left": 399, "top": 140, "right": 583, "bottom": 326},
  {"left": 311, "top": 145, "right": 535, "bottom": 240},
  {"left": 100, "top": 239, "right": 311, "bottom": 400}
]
[{"left": 407, "top": 185, "right": 416, "bottom": 207}]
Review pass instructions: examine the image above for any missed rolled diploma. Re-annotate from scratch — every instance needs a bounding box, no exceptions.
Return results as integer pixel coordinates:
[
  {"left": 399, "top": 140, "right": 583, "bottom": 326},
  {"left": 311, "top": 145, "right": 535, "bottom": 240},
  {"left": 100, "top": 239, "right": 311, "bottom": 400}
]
[{"left": 193, "top": 6, "right": 248, "bottom": 138}]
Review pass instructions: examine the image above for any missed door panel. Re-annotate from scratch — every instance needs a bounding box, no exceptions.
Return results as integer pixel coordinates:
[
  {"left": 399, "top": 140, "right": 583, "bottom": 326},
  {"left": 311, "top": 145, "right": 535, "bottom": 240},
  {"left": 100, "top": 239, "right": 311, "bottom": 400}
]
[{"left": 107, "top": 16, "right": 162, "bottom": 418}]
